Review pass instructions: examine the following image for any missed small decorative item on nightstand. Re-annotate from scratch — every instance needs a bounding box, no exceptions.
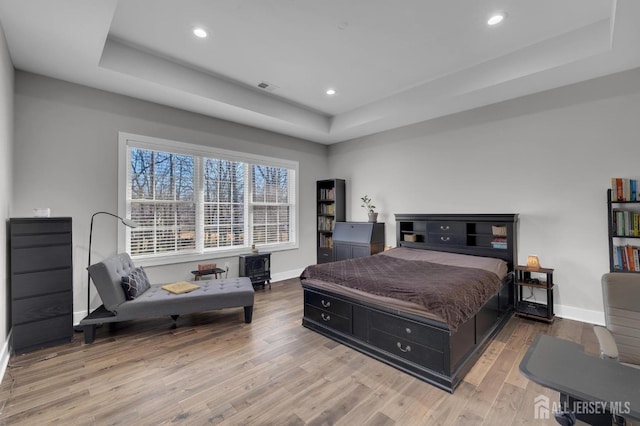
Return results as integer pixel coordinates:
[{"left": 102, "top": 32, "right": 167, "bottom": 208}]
[
  {"left": 526, "top": 255, "right": 541, "bottom": 271},
  {"left": 514, "top": 265, "right": 555, "bottom": 322}
]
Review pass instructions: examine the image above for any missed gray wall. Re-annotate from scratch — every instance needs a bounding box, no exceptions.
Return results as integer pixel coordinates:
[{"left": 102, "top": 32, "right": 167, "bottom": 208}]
[
  {"left": 329, "top": 67, "right": 640, "bottom": 324},
  {"left": 13, "top": 72, "right": 328, "bottom": 324},
  {"left": 0, "top": 22, "right": 14, "bottom": 371},
  {"left": 11, "top": 63, "right": 640, "bottom": 329}
]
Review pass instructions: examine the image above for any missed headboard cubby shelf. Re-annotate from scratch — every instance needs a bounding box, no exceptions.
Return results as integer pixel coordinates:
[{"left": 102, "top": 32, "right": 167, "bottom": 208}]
[{"left": 395, "top": 214, "right": 518, "bottom": 270}]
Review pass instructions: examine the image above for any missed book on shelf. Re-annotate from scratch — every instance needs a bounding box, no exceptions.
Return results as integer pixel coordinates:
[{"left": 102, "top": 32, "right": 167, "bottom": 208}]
[
  {"left": 611, "top": 177, "right": 639, "bottom": 201},
  {"left": 319, "top": 187, "right": 335, "bottom": 201},
  {"left": 491, "top": 236, "right": 507, "bottom": 249},
  {"left": 317, "top": 216, "right": 335, "bottom": 231},
  {"left": 319, "top": 234, "right": 333, "bottom": 249},
  {"left": 612, "top": 209, "right": 640, "bottom": 236},
  {"left": 613, "top": 244, "right": 640, "bottom": 271},
  {"left": 320, "top": 203, "right": 335, "bottom": 215}
]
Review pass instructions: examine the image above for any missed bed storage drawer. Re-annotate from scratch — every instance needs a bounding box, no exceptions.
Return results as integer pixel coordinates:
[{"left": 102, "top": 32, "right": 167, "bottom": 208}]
[
  {"left": 304, "top": 305, "right": 351, "bottom": 334},
  {"left": 369, "top": 328, "right": 445, "bottom": 373},
  {"left": 304, "top": 290, "right": 351, "bottom": 317},
  {"left": 369, "top": 310, "right": 445, "bottom": 348}
]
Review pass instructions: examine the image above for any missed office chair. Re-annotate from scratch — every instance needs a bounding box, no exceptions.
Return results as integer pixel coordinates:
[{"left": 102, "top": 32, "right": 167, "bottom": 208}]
[{"left": 593, "top": 273, "right": 640, "bottom": 368}]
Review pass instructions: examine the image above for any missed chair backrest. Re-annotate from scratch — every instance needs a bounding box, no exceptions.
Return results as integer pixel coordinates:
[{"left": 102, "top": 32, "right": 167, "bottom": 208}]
[
  {"left": 88, "top": 253, "right": 137, "bottom": 312},
  {"left": 601, "top": 273, "right": 640, "bottom": 365}
]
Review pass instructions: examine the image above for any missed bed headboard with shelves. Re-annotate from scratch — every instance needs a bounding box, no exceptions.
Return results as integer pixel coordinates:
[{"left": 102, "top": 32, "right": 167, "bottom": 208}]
[{"left": 395, "top": 213, "right": 518, "bottom": 270}]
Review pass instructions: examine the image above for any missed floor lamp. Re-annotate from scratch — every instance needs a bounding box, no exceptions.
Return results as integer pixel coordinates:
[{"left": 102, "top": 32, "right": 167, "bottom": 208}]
[{"left": 86, "top": 211, "right": 138, "bottom": 317}]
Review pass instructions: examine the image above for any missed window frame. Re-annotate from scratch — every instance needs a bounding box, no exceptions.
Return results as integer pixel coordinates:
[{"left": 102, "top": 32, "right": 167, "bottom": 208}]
[{"left": 118, "top": 132, "right": 299, "bottom": 267}]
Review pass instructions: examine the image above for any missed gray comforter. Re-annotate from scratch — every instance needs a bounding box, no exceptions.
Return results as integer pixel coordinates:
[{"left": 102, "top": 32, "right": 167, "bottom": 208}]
[{"left": 300, "top": 254, "right": 502, "bottom": 331}]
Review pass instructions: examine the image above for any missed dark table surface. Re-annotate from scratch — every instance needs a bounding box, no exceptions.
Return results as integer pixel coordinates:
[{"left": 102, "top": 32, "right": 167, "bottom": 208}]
[
  {"left": 520, "top": 334, "right": 640, "bottom": 420},
  {"left": 191, "top": 267, "right": 226, "bottom": 276}
]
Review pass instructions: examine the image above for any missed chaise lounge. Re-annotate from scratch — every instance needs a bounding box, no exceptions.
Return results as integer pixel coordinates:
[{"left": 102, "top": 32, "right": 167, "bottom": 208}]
[{"left": 79, "top": 253, "right": 255, "bottom": 343}]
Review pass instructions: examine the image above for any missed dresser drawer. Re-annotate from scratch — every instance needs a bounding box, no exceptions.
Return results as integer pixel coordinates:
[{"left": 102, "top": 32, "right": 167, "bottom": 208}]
[
  {"left": 369, "top": 310, "right": 445, "bottom": 348},
  {"left": 11, "top": 268, "right": 72, "bottom": 299},
  {"left": 427, "top": 233, "right": 466, "bottom": 245},
  {"left": 304, "top": 290, "right": 351, "bottom": 317},
  {"left": 427, "top": 222, "right": 465, "bottom": 235},
  {"left": 11, "top": 245, "right": 72, "bottom": 274},
  {"left": 12, "top": 291, "right": 73, "bottom": 324},
  {"left": 12, "top": 315, "right": 72, "bottom": 353},
  {"left": 305, "top": 305, "right": 351, "bottom": 334},
  {"left": 370, "top": 329, "right": 445, "bottom": 373}
]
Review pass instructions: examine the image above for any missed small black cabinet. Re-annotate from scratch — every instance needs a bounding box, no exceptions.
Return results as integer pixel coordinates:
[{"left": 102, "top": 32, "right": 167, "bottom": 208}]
[
  {"left": 9, "top": 217, "right": 73, "bottom": 353},
  {"left": 333, "top": 222, "right": 385, "bottom": 261},
  {"left": 239, "top": 252, "right": 271, "bottom": 288}
]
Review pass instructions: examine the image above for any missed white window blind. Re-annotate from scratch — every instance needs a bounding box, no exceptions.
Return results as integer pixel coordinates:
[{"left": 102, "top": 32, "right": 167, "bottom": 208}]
[
  {"left": 120, "top": 133, "right": 298, "bottom": 261},
  {"left": 251, "top": 165, "right": 294, "bottom": 245},
  {"left": 128, "top": 149, "right": 197, "bottom": 256},
  {"left": 203, "top": 158, "right": 246, "bottom": 249}
]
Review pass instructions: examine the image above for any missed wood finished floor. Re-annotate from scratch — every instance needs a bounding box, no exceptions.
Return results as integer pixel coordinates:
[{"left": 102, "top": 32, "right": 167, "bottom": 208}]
[{"left": 0, "top": 278, "right": 598, "bottom": 425}]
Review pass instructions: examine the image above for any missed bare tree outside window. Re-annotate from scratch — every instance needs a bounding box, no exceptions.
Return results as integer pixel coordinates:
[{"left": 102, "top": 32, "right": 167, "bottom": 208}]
[
  {"left": 129, "top": 149, "right": 195, "bottom": 255},
  {"left": 125, "top": 142, "right": 295, "bottom": 259},
  {"left": 251, "top": 165, "right": 291, "bottom": 245}
]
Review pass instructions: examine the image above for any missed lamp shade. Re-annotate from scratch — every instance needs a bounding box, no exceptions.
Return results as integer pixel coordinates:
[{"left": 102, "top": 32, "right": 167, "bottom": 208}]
[
  {"left": 122, "top": 218, "right": 138, "bottom": 228},
  {"left": 527, "top": 255, "right": 541, "bottom": 271}
]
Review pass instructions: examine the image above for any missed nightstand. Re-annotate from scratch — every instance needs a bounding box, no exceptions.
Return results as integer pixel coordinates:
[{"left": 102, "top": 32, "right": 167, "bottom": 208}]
[{"left": 514, "top": 265, "right": 555, "bottom": 322}]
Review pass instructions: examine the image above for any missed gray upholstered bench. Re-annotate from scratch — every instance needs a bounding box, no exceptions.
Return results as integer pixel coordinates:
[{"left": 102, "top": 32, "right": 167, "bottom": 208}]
[{"left": 79, "top": 254, "right": 254, "bottom": 344}]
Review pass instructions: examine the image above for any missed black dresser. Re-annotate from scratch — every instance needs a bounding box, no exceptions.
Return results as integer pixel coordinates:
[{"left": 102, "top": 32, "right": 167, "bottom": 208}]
[
  {"left": 333, "top": 222, "right": 385, "bottom": 261},
  {"left": 9, "top": 217, "right": 73, "bottom": 353}
]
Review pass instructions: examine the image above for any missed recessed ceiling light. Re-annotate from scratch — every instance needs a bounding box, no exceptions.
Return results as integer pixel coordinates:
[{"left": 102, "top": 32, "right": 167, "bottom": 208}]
[
  {"left": 487, "top": 12, "right": 506, "bottom": 26},
  {"left": 326, "top": 89, "right": 336, "bottom": 95},
  {"left": 193, "top": 27, "right": 208, "bottom": 38}
]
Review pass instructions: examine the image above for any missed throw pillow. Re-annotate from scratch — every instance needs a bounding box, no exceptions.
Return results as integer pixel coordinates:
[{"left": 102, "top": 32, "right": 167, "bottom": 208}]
[{"left": 121, "top": 267, "right": 151, "bottom": 300}]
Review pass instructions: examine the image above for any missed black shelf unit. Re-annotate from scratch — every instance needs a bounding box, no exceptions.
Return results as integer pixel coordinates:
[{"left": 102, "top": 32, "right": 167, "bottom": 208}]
[
  {"left": 514, "top": 266, "right": 555, "bottom": 323},
  {"left": 9, "top": 217, "right": 73, "bottom": 353},
  {"left": 607, "top": 188, "right": 640, "bottom": 272},
  {"left": 316, "top": 179, "right": 346, "bottom": 264}
]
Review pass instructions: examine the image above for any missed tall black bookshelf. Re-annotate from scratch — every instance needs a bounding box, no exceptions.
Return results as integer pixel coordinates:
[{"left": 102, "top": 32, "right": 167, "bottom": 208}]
[
  {"left": 607, "top": 187, "right": 640, "bottom": 272},
  {"left": 317, "top": 179, "right": 345, "bottom": 263}
]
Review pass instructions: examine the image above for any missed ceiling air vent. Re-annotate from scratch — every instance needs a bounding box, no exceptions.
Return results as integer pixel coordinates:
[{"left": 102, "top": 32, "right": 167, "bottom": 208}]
[{"left": 257, "top": 81, "right": 279, "bottom": 92}]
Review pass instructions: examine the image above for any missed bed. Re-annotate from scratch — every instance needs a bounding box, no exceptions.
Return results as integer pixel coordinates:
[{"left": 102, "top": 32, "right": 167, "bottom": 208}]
[{"left": 300, "top": 213, "right": 518, "bottom": 392}]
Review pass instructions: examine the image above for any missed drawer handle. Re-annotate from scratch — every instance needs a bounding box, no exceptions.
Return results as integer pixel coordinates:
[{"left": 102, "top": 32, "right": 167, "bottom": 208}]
[
  {"left": 321, "top": 313, "right": 331, "bottom": 322},
  {"left": 321, "top": 300, "right": 331, "bottom": 308},
  {"left": 405, "top": 327, "right": 412, "bottom": 334},
  {"left": 440, "top": 236, "right": 450, "bottom": 242},
  {"left": 440, "top": 225, "right": 450, "bottom": 231},
  {"left": 397, "top": 342, "right": 412, "bottom": 353}
]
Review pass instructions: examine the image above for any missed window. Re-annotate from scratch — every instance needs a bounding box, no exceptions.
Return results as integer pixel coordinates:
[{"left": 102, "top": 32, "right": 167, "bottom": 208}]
[{"left": 119, "top": 133, "right": 297, "bottom": 262}]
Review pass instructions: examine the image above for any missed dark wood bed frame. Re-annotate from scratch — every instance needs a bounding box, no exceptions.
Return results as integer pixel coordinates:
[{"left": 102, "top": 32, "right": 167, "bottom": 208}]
[{"left": 301, "top": 213, "right": 518, "bottom": 392}]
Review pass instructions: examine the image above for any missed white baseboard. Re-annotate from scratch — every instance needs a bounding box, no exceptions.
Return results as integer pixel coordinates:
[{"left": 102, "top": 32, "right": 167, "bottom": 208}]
[
  {"left": 271, "top": 268, "right": 304, "bottom": 283},
  {"left": 555, "top": 304, "right": 605, "bottom": 326},
  {"left": 0, "top": 330, "right": 11, "bottom": 385}
]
